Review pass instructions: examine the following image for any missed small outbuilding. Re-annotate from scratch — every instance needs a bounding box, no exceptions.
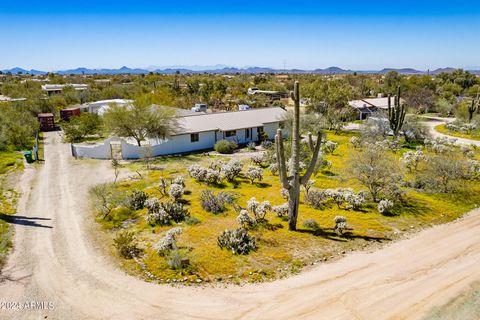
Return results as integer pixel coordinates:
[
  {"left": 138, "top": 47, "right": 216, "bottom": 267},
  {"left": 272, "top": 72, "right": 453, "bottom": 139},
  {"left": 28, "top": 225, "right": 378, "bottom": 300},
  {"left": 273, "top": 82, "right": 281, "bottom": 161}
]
[
  {"left": 38, "top": 113, "right": 55, "bottom": 131},
  {"left": 60, "top": 107, "right": 81, "bottom": 122}
]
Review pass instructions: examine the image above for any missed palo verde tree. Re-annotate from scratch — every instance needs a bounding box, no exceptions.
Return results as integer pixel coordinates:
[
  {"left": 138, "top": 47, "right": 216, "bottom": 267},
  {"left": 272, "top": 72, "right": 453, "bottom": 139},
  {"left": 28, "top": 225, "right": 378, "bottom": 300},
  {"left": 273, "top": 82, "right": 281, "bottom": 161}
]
[
  {"left": 388, "top": 86, "right": 406, "bottom": 139},
  {"left": 275, "top": 81, "right": 323, "bottom": 231},
  {"left": 104, "top": 98, "right": 177, "bottom": 146}
]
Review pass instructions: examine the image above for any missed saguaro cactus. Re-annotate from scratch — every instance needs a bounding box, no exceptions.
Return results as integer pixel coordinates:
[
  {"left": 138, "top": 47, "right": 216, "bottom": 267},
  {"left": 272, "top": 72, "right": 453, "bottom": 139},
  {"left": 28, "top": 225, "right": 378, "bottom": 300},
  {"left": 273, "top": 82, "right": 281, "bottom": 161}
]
[
  {"left": 275, "top": 81, "right": 323, "bottom": 231},
  {"left": 468, "top": 92, "right": 479, "bottom": 122},
  {"left": 388, "top": 86, "right": 406, "bottom": 139}
]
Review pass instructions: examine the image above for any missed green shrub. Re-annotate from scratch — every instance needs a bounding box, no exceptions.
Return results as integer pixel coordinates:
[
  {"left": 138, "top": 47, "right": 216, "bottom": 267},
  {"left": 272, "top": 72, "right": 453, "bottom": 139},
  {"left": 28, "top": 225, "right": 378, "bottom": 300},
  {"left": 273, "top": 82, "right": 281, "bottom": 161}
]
[
  {"left": 128, "top": 191, "right": 148, "bottom": 210},
  {"left": 113, "top": 231, "right": 141, "bottom": 259},
  {"left": 109, "top": 206, "right": 134, "bottom": 222},
  {"left": 214, "top": 140, "right": 238, "bottom": 154},
  {"left": 302, "top": 218, "right": 320, "bottom": 230},
  {"left": 217, "top": 228, "right": 256, "bottom": 255},
  {"left": 166, "top": 249, "right": 189, "bottom": 269},
  {"left": 184, "top": 216, "right": 201, "bottom": 225},
  {"left": 62, "top": 113, "right": 103, "bottom": 142}
]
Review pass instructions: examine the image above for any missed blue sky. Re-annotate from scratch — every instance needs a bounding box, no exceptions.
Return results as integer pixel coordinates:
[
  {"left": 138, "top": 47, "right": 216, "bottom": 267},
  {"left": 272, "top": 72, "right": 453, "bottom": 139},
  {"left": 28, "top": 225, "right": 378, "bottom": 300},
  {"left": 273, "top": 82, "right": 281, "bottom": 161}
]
[{"left": 1, "top": 1, "right": 480, "bottom": 70}]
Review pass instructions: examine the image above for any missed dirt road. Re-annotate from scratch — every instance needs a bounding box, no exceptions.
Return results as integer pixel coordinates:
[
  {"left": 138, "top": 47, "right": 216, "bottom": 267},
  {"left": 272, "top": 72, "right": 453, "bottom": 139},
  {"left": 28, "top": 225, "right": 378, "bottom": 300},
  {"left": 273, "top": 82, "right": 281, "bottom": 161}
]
[
  {"left": 420, "top": 117, "right": 480, "bottom": 147},
  {"left": 1, "top": 132, "right": 480, "bottom": 320}
]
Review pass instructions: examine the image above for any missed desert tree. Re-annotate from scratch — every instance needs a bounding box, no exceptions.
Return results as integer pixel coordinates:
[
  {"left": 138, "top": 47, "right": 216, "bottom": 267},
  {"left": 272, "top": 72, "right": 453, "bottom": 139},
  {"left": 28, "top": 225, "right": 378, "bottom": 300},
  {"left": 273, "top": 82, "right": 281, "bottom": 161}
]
[
  {"left": 104, "top": 101, "right": 177, "bottom": 146},
  {"left": 275, "top": 81, "right": 323, "bottom": 231},
  {"left": 348, "top": 146, "right": 401, "bottom": 202}
]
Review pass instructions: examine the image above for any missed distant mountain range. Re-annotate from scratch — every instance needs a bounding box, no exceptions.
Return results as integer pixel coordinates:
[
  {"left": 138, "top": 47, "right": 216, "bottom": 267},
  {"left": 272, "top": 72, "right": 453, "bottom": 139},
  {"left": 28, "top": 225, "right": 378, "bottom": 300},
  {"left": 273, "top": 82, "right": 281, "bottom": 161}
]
[{"left": 1, "top": 65, "right": 479, "bottom": 75}]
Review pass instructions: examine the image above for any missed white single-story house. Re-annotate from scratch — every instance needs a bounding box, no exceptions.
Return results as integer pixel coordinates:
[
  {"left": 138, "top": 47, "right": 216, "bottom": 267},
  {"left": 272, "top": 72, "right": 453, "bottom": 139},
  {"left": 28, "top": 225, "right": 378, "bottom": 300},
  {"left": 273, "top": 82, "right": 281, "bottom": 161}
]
[
  {"left": 349, "top": 96, "right": 403, "bottom": 120},
  {"left": 79, "top": 99, "right": 133, "bottom": 114},
  {"left": 42, "top": 84, "right": 88, "bottom": 95},
  {"left": 128, "top": 107, "right": 289, "bottom": 158}
]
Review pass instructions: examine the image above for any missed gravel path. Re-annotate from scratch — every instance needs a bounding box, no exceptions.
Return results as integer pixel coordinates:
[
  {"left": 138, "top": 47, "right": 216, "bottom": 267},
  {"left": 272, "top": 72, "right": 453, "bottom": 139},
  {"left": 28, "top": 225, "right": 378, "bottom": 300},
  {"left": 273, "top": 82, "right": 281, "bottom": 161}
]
[{"left": 1, "top": 131, "right": 480, "bottom": 319}]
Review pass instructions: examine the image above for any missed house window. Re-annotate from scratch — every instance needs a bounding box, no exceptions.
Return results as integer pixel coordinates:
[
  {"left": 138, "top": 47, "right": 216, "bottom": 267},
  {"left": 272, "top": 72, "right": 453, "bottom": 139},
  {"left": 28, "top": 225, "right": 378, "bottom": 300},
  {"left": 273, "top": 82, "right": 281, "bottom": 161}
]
[
  {"left": 190, "top": 133, "right": 199, "bottom": 142},
  {"left": 245, "top": 129, "right": 250, "bottom": 139},
  {"left": 225, "top": 130, "right": 236, "bottom": 137}
]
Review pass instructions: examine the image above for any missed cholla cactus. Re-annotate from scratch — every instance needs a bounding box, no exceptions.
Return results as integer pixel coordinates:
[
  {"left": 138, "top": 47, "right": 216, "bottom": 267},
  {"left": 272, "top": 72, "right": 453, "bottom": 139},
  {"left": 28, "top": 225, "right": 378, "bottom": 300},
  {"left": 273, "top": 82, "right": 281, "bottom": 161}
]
[
  {"left": 237, "top": 209, "right": 254, "bottom": 227},
  {"left": 153, "top": 227, "right": 183, "bottom": 255},
  {"left": 401, "top": 150, "right": 425, "bottom": 172},
  {"left": 375, "top": 139, "right": 400, "bottom": 152},
  {"left": 425, "top": 137, "right": 456, "bottom": 154},
  {"left": 217, "top": 228, "right": 256, "bottom": 255},
  {"left": 172, "top": 176, "right": 185, "bottom": 187},
  {"left": 209, "top": 159, "right": 225, "bottom": 172},
  {"left": 158, "top": 177, "right": 169, "bottom": 196},
  {"left": 168, "top": 183, "right": 184, "bottom": 200},
  {"left": 245, "top": 166, "right": 263, "bottom": 184},
  {"left": 377, "top": 199, "right": 394, "bottom": 214},
  {"left": 268, "top": 163, "right": 279, "bottom": 175},
  {"left": 246, "top": 197, "right": 271, "bottom": 222},
  {"left": 145, "top": 197, "right": 161, "bottom": 212},
  {"left": 323, "top": 141, "right": 338, "bottom": 154},
  {"left": 272, "top": 203, "right": 289, "bottom": 217},
  {"left": 145, "top": 208, "right": 170, "bottom": 225},
  {"left": 145, "top": 198, "right": 170, "bottom": 225},
  {"left": 343, "top": 190, "right": 367, "bottom": 210},
  {"left": 309, "top": 188, "right": 366, "bottom": 210},
  {"left": 204, "top": 168, "right": 222, "bottom": 184},
  {"left": 188, "top": 164, "right": 207, "bottom": 181},
  {"left": 334, "top": 216, "right": 347, "bottom": 235},
  {"left": 221, "top": 159, "right": 243, "bottom": 182},
  {"left": 250, "top": 153, "right": 264, "bottom": 166},
  {"left": 128, "top": 191, "right": 148, "bottom": 210}
]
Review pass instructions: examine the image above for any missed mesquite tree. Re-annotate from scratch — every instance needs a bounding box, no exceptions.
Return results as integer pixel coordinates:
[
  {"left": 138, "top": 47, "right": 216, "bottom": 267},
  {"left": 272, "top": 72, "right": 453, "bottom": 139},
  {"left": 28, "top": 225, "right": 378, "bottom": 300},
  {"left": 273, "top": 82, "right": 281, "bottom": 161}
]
[
  {"left": 388, "top": 86, "right": 406, "bottom": 139},
  {"left": 275, "top": 81, "right": 323, "bottom": 231},
  {"left": 468, "top": 92, "right": 479, "bottom": 122}
]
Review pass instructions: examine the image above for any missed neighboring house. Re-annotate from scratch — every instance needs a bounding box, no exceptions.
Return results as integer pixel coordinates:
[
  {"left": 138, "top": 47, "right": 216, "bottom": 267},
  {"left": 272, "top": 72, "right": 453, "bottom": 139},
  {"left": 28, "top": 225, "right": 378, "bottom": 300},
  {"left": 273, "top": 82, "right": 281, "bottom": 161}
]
[
  {"left": 79, "top": 99, "right": 133, "bottom": 114},
  {"left": 247, "top": 87, "right": 287, "bottom": 100},
  {"left": 349, "top": 96, "right": 403, "bottom": 120},
  {"left": 41, "top": 84, "right": 88, "bottom": 95},
  {"left": 0, "top": 95, "right": 27, "bottom": 102},
  {"left": 131, "top": 107, "right": 288, "bottom": 158}
]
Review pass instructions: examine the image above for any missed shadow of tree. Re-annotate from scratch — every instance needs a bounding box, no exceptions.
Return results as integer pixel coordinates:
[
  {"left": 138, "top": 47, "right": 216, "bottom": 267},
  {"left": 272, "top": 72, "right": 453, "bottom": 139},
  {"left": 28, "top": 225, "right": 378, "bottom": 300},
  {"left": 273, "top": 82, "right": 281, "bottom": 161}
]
[
  {"left": 296, "top": 228, "right": 391, "bottom": 243},
  {"left": 0, "top": 214, "right": 53, "bottom": 229}
]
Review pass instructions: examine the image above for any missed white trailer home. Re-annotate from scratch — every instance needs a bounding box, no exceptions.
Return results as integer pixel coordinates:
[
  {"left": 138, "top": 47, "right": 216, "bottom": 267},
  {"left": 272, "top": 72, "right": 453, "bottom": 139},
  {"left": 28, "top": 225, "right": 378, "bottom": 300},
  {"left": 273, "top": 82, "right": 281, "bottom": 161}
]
[{"left": 122, "top": 107, "right": 288, "bottom": 159}]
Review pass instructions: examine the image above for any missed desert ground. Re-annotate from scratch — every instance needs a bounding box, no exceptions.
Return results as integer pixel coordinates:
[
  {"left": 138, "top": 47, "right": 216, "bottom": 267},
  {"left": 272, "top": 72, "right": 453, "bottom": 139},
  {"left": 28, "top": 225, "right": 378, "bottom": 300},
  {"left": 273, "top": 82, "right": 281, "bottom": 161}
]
[{"left": 1, "top": 131, "right": 479, "bottom": 320}]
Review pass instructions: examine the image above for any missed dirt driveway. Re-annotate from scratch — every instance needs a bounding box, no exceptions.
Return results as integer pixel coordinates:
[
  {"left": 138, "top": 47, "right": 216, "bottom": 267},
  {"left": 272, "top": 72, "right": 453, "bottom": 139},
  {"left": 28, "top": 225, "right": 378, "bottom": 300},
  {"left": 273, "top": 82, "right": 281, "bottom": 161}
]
[{"left": 1, "top": 131, "right": 480, "bottom": 320}]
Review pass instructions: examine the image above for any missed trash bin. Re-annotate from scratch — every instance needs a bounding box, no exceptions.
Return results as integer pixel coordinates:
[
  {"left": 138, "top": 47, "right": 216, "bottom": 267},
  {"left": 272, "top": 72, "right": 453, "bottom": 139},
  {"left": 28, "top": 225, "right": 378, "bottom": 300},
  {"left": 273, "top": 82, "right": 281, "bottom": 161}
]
[{"left": 23, "top": 151, "right": 34, "bottom": 163}]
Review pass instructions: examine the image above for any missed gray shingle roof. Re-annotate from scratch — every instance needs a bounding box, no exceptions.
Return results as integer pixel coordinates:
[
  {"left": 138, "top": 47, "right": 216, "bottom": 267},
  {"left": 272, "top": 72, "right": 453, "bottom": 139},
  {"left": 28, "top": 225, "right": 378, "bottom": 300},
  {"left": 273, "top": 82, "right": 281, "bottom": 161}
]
[{"left": 173, "top": 107, "right": 288, "bottom": 135}]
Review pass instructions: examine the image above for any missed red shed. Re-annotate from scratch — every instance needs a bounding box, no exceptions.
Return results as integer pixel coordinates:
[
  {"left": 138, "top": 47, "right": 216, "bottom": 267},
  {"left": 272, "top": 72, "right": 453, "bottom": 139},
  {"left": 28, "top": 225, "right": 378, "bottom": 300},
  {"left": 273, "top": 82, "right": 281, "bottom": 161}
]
[
  {"left": 60, "top": 107, "right": 81, "bottom": 122},
  {"left": 38, "top": 113, "right": 55, "bottom": 131}
]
